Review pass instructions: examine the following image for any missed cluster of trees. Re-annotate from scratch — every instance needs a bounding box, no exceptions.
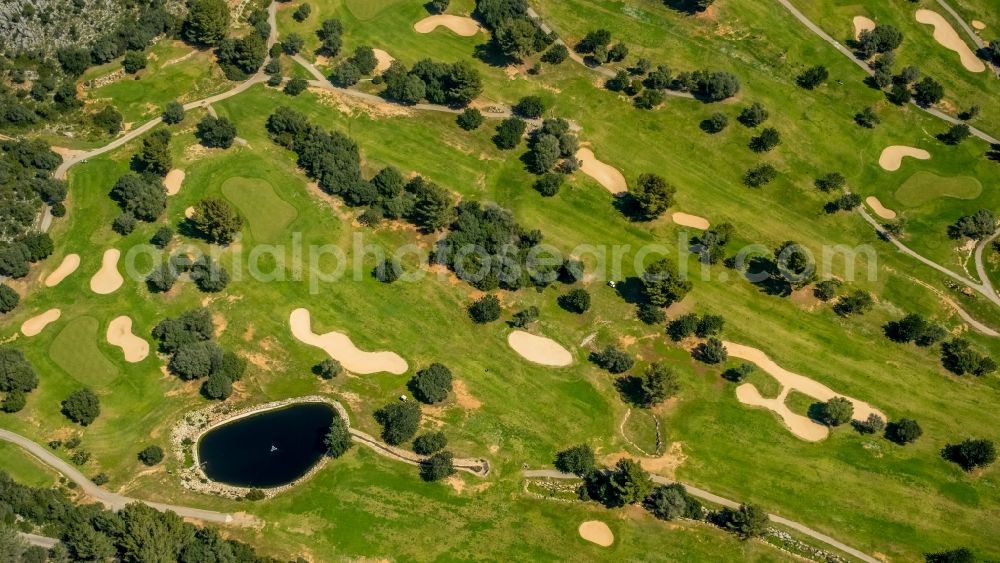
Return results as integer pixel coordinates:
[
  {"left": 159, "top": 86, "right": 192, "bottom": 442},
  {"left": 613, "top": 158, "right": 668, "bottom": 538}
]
[
  {"left": 558, "top": 288, "right": 591, "bottom": 313},
  {"left": 108, "top": 173, "right": 166, "bottom": 234},
  {"left": 0, "top": 346, "right": 38, "bottom": 413},
  {"left": 61, "top": 388, "right": 100, "bottom": 426},
  {"left": 475, "top": 0, "right": 554, "bottom": 62},
  {"left": 884, "top": 313, "right": 948, "bottom": 347},
  {"left": 865, "top": 52, "right": 945, "bottom": 107},
  {"left": 0, "top": 472, "right": 275, "bottom": 562},
  {"left": 0, "top": 233, "right": 54, "bottom": 280},
  {"left": 54, "top": 2, "right": 174, "bottom": 77},
  {"left": 948, "top": 209, "right": 996, "bottom": 240},
  {"left": 590, "top": 345, "right": 634, "bottom": 374},
  {"left": 743, "top": 163, "right": 778, "bottom": 188},
  {"left": 330, "top": 45, "right": 380, "bottom": 87},
  {"left": 152, "top": 308, "right": 245, "bottom": 400},
  {"left": 148, "top": 254, "right": 231, "bottom": 294},
  {"left": 690, "top": 222, "right": 735, "bottom": 264},
  {"left": 833, "top": 290, "right": 874, "bottom": 317},
  {"left": 196, "top": 116, "right": 238, "bottom": 149},
  {"left": 373, "top": 399, "right": 456, "bottom": 481},
  {"left": 0, "top": 139, "right": 65, "bottom": 245},
  {"left": 525, "top": 117, "right": 579, "bottom": 184},
  {"left": 608, "top": 61, "right": 740, "bottom": 107},
  {"left": 854, "top": 24, "right": 904, "bottom": 59},
  {"left": 942, "top": 438, "right": 996, "bottom": 472},
  {"left": 941, "top": 338, "right": 996, "bottom": 377},
  {"left": 468, "top": 294, "right": 502, "bottom": 323},
  {"left": 641, "top": 259, "right": 692, "bottom": 310},
  {"left": 590, "top": 347, "right": 678, "bottom": 406},
  {"left": 381, "top": 59, "right": 483, "bottom": 107},
  {"left": 576, "top": 29, "right": 628, "bottom": 66},
  {"left": 666, "top": 313, "right": 725, "bottom": 341}
]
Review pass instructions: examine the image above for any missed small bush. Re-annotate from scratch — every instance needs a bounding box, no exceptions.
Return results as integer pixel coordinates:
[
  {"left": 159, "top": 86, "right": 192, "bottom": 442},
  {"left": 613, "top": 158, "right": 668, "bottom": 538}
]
[{"left": 138, "top": 445, "right": 165, "bottom": 466}]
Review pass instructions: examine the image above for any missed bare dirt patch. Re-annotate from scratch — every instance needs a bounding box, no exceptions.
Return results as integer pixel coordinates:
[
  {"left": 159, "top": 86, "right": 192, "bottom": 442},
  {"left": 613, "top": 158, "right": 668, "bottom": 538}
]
[
  {"left": 671, "top": 212, "right": 710, "bottom": 230},
  {"left": 578, "top": 521, "right": 614, "bottom": 546},
  {"left": 878, "top": 145, "right": 930, "bottom": 171},
  {"left": 453, "top": 379, "right": 482, "bottom": 410},
  {"left": 44, "top": 254, "right": 80, "bottom": 287},
  {"left": 575, "top": 148, "right": 627, "bottom": 194},
  {"left": 915, "top": 9, "right": 987, "bottom": 72},
  {"left": 289, "top": 308, "right": 408, "bottom": 374},
  {"left": 21, "top": 309, "right": 61, "bottom": 337},
  {"left": 865, "top": 196, "right": 897, "bottom": 219},
  {"left": 311, "top": 87, "right": 411, "bottom": 119},
  {"left": 507, "top": 330, "right": 573, "bottom": 367},
  {"left": 413, "top": 15, "right": 482, "bottom": 36},
  {"left": 90, "top": 249, "right": 124, "bottom": 294},
  {"left": 164, "top": 169, "right": 185, "bottom": 196},
  {"left": 106, "top": 316, "right": 149, "bottom": 363}
]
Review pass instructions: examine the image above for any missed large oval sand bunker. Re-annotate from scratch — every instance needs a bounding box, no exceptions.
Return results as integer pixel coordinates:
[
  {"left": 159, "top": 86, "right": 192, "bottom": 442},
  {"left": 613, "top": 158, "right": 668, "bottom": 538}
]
[
  {"left": 90, "top": 249, "right": 124, "bottom": 294},
  {"left": 915, "top": 9, "right": 986, "bottom": 73},
  {"left": 106, "top": 316, "right": 149, "bottom": 363},
  {"left": 578, "top": 521, "right": 614, "bottom": 546},
  {"left": 21, "top": 309, "right": 61, "bottom": 337},
  {"left": 164, "top": 169, "right": 185, "bottom": 196},
  {"left": 44, "top": 254, "right": 80, "bottom": 287},
  {"left": 507, "top": 330, "right": 573, "bottom": 367},
  {"left": 289, "top": 308, "right": 408, "bottom": 374},
  {"left": 878, "top": 146, "right": 930, "bottom": 172},
  {"left": 575, "top": 148, "right": 627, "bottom": 194},
  {"left": 725, "top": 341, "right": 885, "bottom": 442},
  {"left": 414, "top": 15, "right": 481, "bottom": 36}
]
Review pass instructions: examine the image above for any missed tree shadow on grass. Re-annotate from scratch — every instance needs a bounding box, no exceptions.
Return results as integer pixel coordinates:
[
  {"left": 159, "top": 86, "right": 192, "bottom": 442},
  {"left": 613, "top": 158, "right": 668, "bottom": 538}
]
[
  {"left": 743, "top": 256, "right": 792, "bottom": 297},
  {"left": 473, "top": 42, "right": 516, "bottom": 69},
  {"left": 614, "top": 277, "right": 646, "bottom": 305},
  {"left": 663, "top": 0, "right": 711, "bottom": 15},
  {"left": 615, "top": 375, "right": 646, "bottom": 407}
]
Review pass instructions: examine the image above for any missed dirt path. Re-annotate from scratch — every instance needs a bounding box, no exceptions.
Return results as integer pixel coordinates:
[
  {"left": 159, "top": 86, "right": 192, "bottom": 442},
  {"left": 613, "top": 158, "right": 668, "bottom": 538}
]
[
  {"left": 522, "top": 469, "right": 880, "bottom": 563},
  {"left": 915, "top": 9, "right": 986, "bottom": 73}
]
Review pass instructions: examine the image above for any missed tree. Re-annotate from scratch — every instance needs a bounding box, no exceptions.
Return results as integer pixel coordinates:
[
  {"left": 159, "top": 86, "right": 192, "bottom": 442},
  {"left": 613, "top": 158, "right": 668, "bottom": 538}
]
[
  {"left": 637, "top": 303, "right": 666, "bottom": 325},
  {"left": 317, "top": 19, "right": 344, "bottom": 56},
  {"left": 642, "top": 259, "right": 692, "bottom": 308},
  {"left": 0, "top": 285, "right": 18, "bottom": 314},
  {"left": 350, "top": 46, "right": 378, "bottom": 75},
  {"left": 293, "top": 3, "right": 312, "bottom": 22},
  {"left": 413, "top": 431, "right": 448, "bottom": 455},
  {"left": 749, "top": 127, "right": 781, "bottom": 153},
  {"left": 137, "top": 445, "right": 164, "bottom": 466},
  {"left": 428, "top": 0, "right": 450, "bottom": 14},
  {"left": 468, "top": 295, "right": 502, "bottom": 323},
  {"left": 183, "top": 0, "right": 230, "bottom": 46},
  {"left": 151, "top": 226, "right": 174, "bottom": 248},
  {"left": 110, "top": 174, "right": 167, "bottom": 221},
  {"left": 311, "top": 358, "right": 342, "bottom": 380},
  {"left": 195, "top": 116, "right": 237, "bottom": 149},
  {"left": 190, "top": 198, "right": 243, "bottom": 244},
  {"left": 93, "top": 106, "right": 123, "bottom": 135},
  {"left": 631, "top": 173, "right": 675, "bottom": 218},
  {"left": 590, "top": 345, "right": 634, "bottom": 374},
  {"left": 885, "top": 418, "right": 922, "bottom": 445},
  {"left": 146, "top": 264, "right": 178, "bottom": 293},
  {"left": 374, "top": 258, "right": 402, "bottom": 283},
  {"left": 943, "top": 439, "right": 997, "bottom": 471},
  {"left": 702, "top": 112, "right": 728, "bottom": 133},
  {"left": 940, "top": 124, "right": 971, "bottom": 145},
  {"left": 0, "top": 347, "right": 39, "bottom": 396},
  {"left": 743, "top": 164, "right": 777, "bottom": 187},
  {"left": 949, "top": 210, "right": 997, "bottom": 240},
  {"left": 555, "top": 444, "right": 595, "bottom": 475},
  {"left": 57, "top": 47, "right": 91, "bottom": 76},
  {"left": 457, "top": 108, "right": 484, "bottom": 130},
  {"left": 925, "top": 548, "right": 977, "bottom": 563},
  {"left": 374, "top": 400, "right": 422, "bottom": 445},
  {"left": 855, "top": 107, "right": 880, "bottom": 128},
  {"left": 723, "top": 363, "right": 755, "bottom": 383},
  {"left": 817, "top": 397, "right": 853, "bottom": 426},
  {"left": 857, "top": 25, "right": 904, "bottom": 57},
  {"left": 645, "top": 484, "right": 702, "bottom": 521},
  {"left": 797, "top": 65, "right": 829, "bottom": 89},
  {"left": 494, "top": 117, "right": 527, "bottom": 149},
  {"left": 510, "top": 306, "right": 540, "bottom": 328},
  {"left": 721, "top": 503, "right": 769, "bottom": 539},
  {"left": 695, "top": 337, "right": 727, "bottom": 364},
  {"left": 558, "top": 288, "right": 591, "bottom": 313},
  {"left": 833, "top": 290, "right": 874, "bottom": 317},
  {"left": 136, "top": 128, "right": 172, "bottom": 175},
  {"left": 913, "top": 77, "right": 944, "bottom": 106},
  {"left": 410, "top": 363, "right": 453, "bottom": 404},
  {"left": 122, "top": 51, "right": 147, "bottom": 74},
  {"left": 941, "top": 338, "right": 996, "bottom": 376},
  {"left": 855, "top": 413, "right": 886, "bottom": 435},
  {"left": 420, "top": 451, "right": 455, "bottom": 481},
  {"left": 333, "top": 61, "right": 361, "bottom": 87},
  {"left": 169, "top": 341, "right": 223, "bottom": 380},
  {"left": 325, "top": 415, "right": 353, "bottom": 458},
  {"left": 201, "top": 371, "right": 232, "bottom": 400},
  {"left": 694, "top": 71, "right": 741, "bottom": 101},
  {"left": 281, "top": 33, "right": 304, "bottom": 55},
  {"left": 639, "top": 363, "right": 679, "bottom": 407},
  {"left": 2, "top": 391, "right": 26, "bottom": 413},
  {"left": 284, "top": 78, "right": 308, "bottom": 96},
  {"left": 496, "top": 18, "right": 538, "bottom": 61},
  {"left": 814, "top": 172, "right": 846, "bottom": 192},
  {"left": 162, "top": 101, "right": 185, "bottom": 125},
  {"left": 607, "top": 458, "right": 653, "bottom": 506},
  {"left": 514, "top": 96, "right": 546, "bottom": 119},
  {"left": 577, "top": 29, "right": 612, "bottom": 54},
  {"left": 542, "top": 44, "right": 569, "bottom": 64},
  {"left": 738, "top": 102, "right": 768, "bottom": 127},
  {"left": 62, "top": 389, "right": 101, "bottom": 426}
]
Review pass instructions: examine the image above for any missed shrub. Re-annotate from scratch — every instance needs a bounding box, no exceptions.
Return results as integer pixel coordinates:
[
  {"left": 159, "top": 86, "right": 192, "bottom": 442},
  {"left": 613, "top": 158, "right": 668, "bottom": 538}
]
[
  {"left": 314, "top": 358, "right": 343, "bottom": 379},
  {"left": 833, "top": 290, "right": 874, "bottom": 316},
  {"left": 720, "top": 503, "right": 769, "bottom": 539},
  {"left": 885, "top": 418, "right": 922, "bottom": 445},
  {"left": 410, "top": 363, "right": 453, "bottom": 404},
  {"left": 413, "top": 431, "right": 448, "bottom": 455},
  {"left": 514, "top": 96, "right": 546, "bottom": 119},
  {"left": 855, "top": 107, "right": 880, "bottom": 128},
  {"left": 0, "top": 285, "right": 19, "bottom": 314},
  {"left": 554, "top": 444, "right": 595, "bottom": 475},
  {"left": 468, "top": 295, "right": 502, "bottom": 323},
  {"left": 420, "top": 451, "right": 455, "bottom": 481},
  {"left": 62, "top": 389, "right": 101, "bottom": 426},
  {"left": 533, "top": 173, "right": 564, "bottom": 196},
  {"left": 325, "top": 415, "right": 353, "bottom": 458},
  {"left": 457, "top": 108, "right": 484, "bottom": 130},
  {"left": 195, "top": 116, "right": 237, "bottom": 148},
  {"left": 854, "top": 413, "right": 885, "bottom": 435},
  {"left": 695, "top": 338, "right": 727, "bottom": 364},
  {"left": 722, "top": 363, "right": 754, "bottom": 383},
  {"left": 589, "top": 345, "right": 634, "bottom": 374},
  {"left": 558, "top": 288, "right": 591, "bottom": 313},
  {"left": 943, "top": 439, "right": 997, "bottom": 471},
  {"left": 375, "top": 401, "right": 422, "bottom": 445},
  {"left": 245, "top": 489, "right": 266, "bottom": 501},
  {"left": 113, "top": 212, "right": 137, "bottom": 235},
  {"left": 813, "top": 279, "right": 842, "bottom": 301},
  {"left": 644, "top": 484, "right": 702, "bottom": 521},
  {"left": 374, "top": 258, "right": 403, "bottom": 283},
  {"left": 93, "top": 106, "right": 123, "bottom": 134},
  {"left": 634, "top": 88, "right": 665, "bottom": 109},
  {"left": 743, "top": 164, "right": 777, "bottom": 188},
  {"left": 162, "top": 101, "right": 185, "bottom": 124},
  {"left": 816, "top": 397, "right": 853, "bottom": 426},
  {"left": 137, "top": 445, "right": 164, "bottom": 466},
  {"left": 796, "top": 65, "right": 828, "bottom": 89},
  {"left": 510, "top": 306, "right": 539, "bottom": 328},
  {"left": 283, "top": 77, "right": 308, "bottom": 96},
  {"left": 92, "top": 473, "right": 109, "bottom": 486},
  {"left": 201, "top": 371, "right": 232, "bottom": 400},
  {"left": 695, "top": 314, "right": 725, "bottom": 338}
]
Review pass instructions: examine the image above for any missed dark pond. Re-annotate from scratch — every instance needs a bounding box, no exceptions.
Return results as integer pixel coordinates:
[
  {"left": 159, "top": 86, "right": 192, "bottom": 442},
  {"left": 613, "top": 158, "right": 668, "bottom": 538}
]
[{"left": 198, "top": 402, "right": 334, "bottom": 488}]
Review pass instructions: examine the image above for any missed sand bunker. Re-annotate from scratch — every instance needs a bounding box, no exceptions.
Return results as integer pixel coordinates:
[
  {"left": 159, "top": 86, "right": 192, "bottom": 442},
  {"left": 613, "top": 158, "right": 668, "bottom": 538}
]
[
  {"left": 853, "top": 16, "right": 876, "bottom": 40},
  {"left": 672, "top": 212, "right": 710, "bottom": 230},
  {"left": 106, "top": 316, "right": 149, "bottom": 363},
  {"left": 878, "top": 145, "right": 930, "bottom": 171},
  {"left": 164, "top": 169, "right": 185, "bottom": 196},
  {"left": 90, "top": 249, "right": 123, "bottom": 295},
  {"left": 44, "top": 254, "right": 80, "bottom": 287},
  {"left": 21, "top": 309, "right": 61, "bottom": 337},
  {"left": 915, "top": 10, "right": 987, "bottom": 72},
  {"left": 865, "top": 196, "right": 897, "bottom": 220},
  {"left": 726, "top": 341, "right": 885, "bottom": 442},
  {"left": 575, "top": 148, "right": 627, "bottom": 194},
  {"left": 289, "top": 308, "right": 408, "bottom": 375},
  {"left": 413, "top": 15, "right": 481, "bottom": 36},
  {"left": 507, "top": 330, "right": 573, "bottom": 367},
  {"left": 971, "top": 20, "right": 986, "bottom": 31},
  {"left": 372, "top": 49, "right": 395, "bottom": 74},
  {"left": 578, "top": 521, "right": 614, "bottom": 547},
  {"left": 184, "top": 206, "right": 195, "bottom": 219}
]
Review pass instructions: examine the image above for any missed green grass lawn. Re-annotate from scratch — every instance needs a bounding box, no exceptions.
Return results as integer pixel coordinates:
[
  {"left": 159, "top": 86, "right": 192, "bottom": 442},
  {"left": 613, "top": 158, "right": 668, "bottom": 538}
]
[
  {"left": 894, "top": 170, "right": 983, "bottom": 207},
  {"left": 220, "top": 176, "right": 298, "bottom": 243},
  {"left": 48, "top": 316, "right": 120, "bottom": 387}
]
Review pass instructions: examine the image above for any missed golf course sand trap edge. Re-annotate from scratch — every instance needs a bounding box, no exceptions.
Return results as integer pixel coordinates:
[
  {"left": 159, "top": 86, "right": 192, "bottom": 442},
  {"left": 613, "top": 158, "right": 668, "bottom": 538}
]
[
  {"left": 164, "top": 169, "right": 185, "bottom": 196},
  {"left": 289, "top": 308, "right": 408, "bottom": 375},
  {"left": 672, "top": 212, "right": 710, "bottom": 230},
  {"left": 971, "top": 20, "right": 986, "bottom": 31},
  {"left": 507, "top": 330, "right": 573, "bottom": 367},
  {"left": 853, "top": 16, "right": 876, "bottom": 40},
  {"left": 725, "top": 341, "right": 886, "bottom": 442},
  {"left": 21, "top": 309, "right": 61, "bottom": 337},
  {"left": 575, "top": 148, "right": 627, "bottom": 194},
  {"left": 878, "top": 145, "right": 931, "bottom": 172},
  {"left": 90, "top": 249, "right": 124, "bottom": 295},
  {"left": 413, "top": 15, "right": 481, "bottom": 36},
  {"left": 915, "top": 9, "right": 987, "bottom": 72},
  {"left": 578, "top": 521, "right": 614, "bottom": 546},
  {"left": 373, "top": 49, "right": 395, "bottom": 74},
  {"left": 184, "top": 206, "right": 195, "bottom": 219},
  {"left": 106, "top": 316, "right": 150, "bottom": 363},
  {"left": 865, "top": 196, "right": 897, "bottom": 220},
  {"left": 44, "top": 254, "right": 81, "bottom": 287}
]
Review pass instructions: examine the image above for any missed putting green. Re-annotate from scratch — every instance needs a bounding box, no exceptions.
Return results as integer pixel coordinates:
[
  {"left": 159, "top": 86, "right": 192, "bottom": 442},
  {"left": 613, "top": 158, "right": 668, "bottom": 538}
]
[
  {"left": 49, "top": 316, "right": 119, "bottom": 386},
  {"left": 345, "top": 0, "right": 404, "bottom": 21},
  {"left": 894, "top": 171, "right": 982, "bottom": 207},
  {"left": 220, "top": 176, "right": 297, "bottom": 242}
]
